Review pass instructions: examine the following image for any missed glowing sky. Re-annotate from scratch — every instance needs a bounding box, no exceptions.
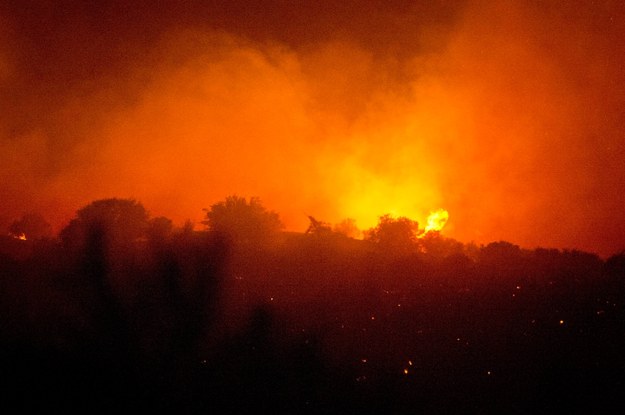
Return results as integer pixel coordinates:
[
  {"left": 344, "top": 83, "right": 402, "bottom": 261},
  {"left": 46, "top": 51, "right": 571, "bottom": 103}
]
[{"left": 1, "top": 0, "right": 625, "bottom": 256}]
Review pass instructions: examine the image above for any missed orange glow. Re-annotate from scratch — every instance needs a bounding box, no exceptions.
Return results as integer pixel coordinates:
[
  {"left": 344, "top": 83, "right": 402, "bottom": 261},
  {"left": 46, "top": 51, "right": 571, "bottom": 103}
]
[
  {"left": 10, "top": 233, "right": 27, "bottom": 241},
  {"left": 1, "top": 2, "right": 624, "bottom": 257},
  {"left": 424, "top": 209, "right": 449, "bottom": 233}
]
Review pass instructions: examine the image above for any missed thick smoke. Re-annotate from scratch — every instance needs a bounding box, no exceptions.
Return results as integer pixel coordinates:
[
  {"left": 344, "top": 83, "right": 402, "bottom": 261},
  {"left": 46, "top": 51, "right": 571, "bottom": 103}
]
[{"left": 1, "top": 1, "right": 624, "bottom": 256}]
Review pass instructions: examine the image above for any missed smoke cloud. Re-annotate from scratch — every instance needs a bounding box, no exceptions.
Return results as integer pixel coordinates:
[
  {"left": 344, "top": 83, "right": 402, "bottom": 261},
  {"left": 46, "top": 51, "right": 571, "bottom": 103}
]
[{"left": 1, "top": 0, "right": 624, "bottom": 256}]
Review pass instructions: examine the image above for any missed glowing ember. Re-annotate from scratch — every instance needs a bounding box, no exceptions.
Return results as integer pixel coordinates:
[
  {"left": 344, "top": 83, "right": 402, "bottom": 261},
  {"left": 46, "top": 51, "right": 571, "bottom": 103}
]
[
  {"left": 10, "top": 232, "right": 27, "bottom": 241},
  {"left": 424, "top": 209, "right": 449, "bottom": 233}
]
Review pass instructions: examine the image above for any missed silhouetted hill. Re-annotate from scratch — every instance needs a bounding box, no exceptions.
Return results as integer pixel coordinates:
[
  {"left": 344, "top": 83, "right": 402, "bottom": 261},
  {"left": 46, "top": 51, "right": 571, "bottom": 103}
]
[{"left": 1, "top": 225, "right": 624, "bottom": 413}]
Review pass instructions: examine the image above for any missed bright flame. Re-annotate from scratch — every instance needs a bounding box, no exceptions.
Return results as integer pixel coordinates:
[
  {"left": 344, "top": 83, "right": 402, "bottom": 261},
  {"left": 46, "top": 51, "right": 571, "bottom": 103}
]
[
  {"left": 10, "top": 232, "right": 27, "bottom": 241},
  {"left": 330, "top": 145, "right": 442, "bottom": 231},
  {"left": 424, "top": 209, "right": 449, "bottom": 233}
]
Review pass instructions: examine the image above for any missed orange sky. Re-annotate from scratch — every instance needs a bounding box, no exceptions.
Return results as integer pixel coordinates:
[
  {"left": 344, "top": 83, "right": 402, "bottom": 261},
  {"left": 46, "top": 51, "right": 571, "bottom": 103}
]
[{"left": 1, "top": 0, "right": 625, "bottom": 257}]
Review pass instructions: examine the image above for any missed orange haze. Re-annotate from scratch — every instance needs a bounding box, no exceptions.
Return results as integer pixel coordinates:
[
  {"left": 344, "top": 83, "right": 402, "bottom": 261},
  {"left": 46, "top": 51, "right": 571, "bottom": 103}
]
[{"left": 1, "top": 1, "right": 625, "bottom": 257}]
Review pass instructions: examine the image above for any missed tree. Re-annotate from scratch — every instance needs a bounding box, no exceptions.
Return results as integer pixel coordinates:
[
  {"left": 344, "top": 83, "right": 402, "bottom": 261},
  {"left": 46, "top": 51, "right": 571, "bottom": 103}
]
[
  {"left": 60, "top": 198, "right": 150, "bottom": 251},
  {"left": 202, "top": 196, "right": 283, "bottom": 244},
  {"left": 364, "top": 214, "right": 419, "bottom": 254},
  {"left": 417, "top": 231, "right": 465, "bottom": 258},
  {"left": 9, "top": 213, "right": 52, "bottom": 240},
  {"left": 305, "top": 216, "right": 332, "bottom": 236},
  {"left": 147, "top": 216, "right": 174, "bottom": 242},
  {"left": 333, "top": 218, "right": 361, "bottom": 239}
]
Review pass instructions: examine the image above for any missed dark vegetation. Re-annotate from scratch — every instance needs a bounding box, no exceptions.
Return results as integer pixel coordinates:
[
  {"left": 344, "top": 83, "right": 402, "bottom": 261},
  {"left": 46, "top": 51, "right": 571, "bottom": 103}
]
[{"left": 1, "top": 197, "right": 625, "bottom": 414}]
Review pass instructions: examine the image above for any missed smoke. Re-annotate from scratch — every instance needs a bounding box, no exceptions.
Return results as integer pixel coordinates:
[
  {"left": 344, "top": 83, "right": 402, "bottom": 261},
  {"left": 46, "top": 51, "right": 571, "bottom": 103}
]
[
  {"left": 1, "top": 1, "right": 624, "bottom": 256},
  {"left": 434, "top": 1, "right": 625, "bottom": 255}
]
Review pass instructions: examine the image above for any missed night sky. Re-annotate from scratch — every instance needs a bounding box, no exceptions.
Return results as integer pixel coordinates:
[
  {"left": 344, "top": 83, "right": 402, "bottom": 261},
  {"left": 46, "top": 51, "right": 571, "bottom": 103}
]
[{"left": 2, "top": 0, "right": 625, "bottom": 256}]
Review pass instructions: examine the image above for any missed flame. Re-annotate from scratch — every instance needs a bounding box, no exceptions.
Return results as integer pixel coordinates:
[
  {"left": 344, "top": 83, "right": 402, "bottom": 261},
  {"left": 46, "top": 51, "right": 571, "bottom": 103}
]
[
  {"left": 10, "top": 232, "right": 27, "bottom": 241},
  {"left": 335, "top": 169, "right": 441, "bottom": 231},
  {"left": 424, "top": 209, "right": 449, "bottom": 233}
]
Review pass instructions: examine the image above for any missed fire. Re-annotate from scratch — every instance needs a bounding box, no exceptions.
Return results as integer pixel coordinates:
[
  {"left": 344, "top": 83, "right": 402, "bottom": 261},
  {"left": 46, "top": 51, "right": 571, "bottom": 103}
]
[
  {"left": 424, "top": 209, "right": 449, "bottom": 233},
  {"left": 338, "top": 180, "right": 438, "bottom": 231},
  {"left": 10, "top": 232, "right": 27, "bottom": 241}
]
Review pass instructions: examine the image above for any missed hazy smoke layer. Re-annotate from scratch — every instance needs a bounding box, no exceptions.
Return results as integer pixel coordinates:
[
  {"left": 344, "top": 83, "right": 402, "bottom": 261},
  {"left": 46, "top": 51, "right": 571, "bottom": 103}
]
[{"left": 1, "top": 1, "right": 624, "bottom": 256}]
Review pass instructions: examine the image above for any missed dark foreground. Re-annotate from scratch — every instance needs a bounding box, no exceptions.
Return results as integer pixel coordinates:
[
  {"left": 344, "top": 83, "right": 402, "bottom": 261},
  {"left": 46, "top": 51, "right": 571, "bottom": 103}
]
[{"left": 1, "top": 232, "right": 624, "bottom": 414}]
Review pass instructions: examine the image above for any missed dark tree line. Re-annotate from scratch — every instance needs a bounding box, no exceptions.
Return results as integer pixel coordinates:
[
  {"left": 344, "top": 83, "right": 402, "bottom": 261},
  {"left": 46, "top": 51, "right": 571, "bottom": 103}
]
[{"left": 1, "top": 196, "right": 625, "bottom": 413}]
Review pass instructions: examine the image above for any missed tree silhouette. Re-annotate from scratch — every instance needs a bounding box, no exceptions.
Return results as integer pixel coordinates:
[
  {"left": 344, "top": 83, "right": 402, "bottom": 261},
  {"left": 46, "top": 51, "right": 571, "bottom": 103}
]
[
  {"left": 147, "top": 216, "right": 174, "bottom": 242},
  {"left": 202, "top": 196, "right": 282, "bottom": 244},
  {"left": 60, "top": 198, "right": 150, "bottom": 251},
  {"left": 333, "top": 218, "right": 361, "bottom": 239},
  {"left": 418, "top": 231, "right": 465, "bottom": 258},
  {"left": 9, "top": 213, "right": 52, "bottom": 240},
  {"left": 364, "top": 214, "right": 419, "bottom": 254},
  {"left": 305, "top": 216, "right": 332, "bottom": 236}
]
